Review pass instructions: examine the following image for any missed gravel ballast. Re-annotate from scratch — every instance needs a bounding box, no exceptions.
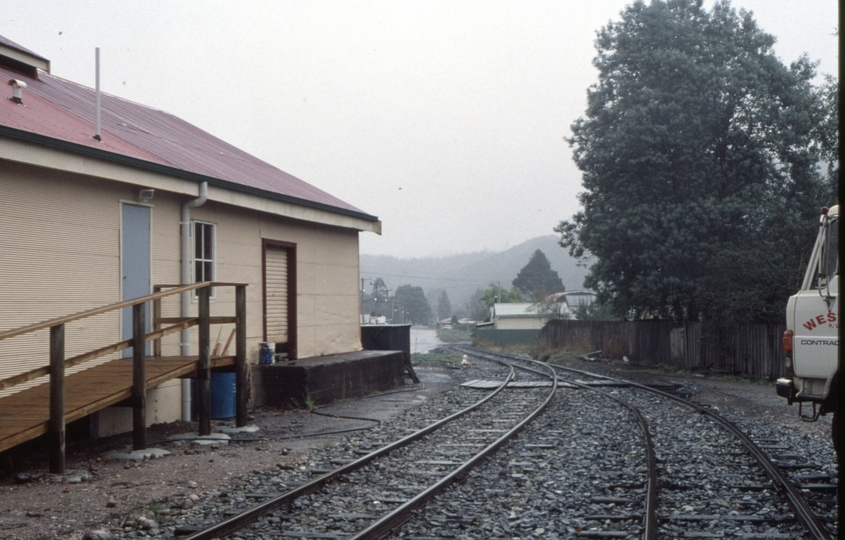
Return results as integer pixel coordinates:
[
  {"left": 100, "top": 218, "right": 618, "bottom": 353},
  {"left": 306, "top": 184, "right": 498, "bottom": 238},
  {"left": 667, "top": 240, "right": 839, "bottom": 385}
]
[{"left": 0, "top": 355, "right": 836, "bottom": 539}]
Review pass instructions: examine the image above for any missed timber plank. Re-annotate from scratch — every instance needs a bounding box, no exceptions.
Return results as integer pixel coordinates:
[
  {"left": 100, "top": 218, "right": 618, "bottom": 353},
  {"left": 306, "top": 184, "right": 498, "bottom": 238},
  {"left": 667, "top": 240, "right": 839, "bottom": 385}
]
[{"left": 0, "top": 355, "right": 235, "bottom": 453}]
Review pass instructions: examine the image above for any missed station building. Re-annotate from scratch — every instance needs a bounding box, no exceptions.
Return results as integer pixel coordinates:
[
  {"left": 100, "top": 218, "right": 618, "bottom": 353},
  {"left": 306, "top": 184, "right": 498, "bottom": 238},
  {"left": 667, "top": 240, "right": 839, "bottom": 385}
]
[{"left": 0, "top": 35, "right": 382, "bottom": 436}]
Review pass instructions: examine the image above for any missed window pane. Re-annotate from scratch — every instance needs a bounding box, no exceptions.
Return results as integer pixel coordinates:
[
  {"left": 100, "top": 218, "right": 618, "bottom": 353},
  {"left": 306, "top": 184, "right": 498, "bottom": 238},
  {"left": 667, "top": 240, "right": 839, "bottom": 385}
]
[
  {"left": 194, "top": 223, "right": 203, "bottom": 259},
  {"left": 204, "top": 224, "right": 213, "bottom": 261},
  {"left": 203, "top": 261, "right": 213, "bottom": 282},
  {"left": 195, "top": 260, "right": 203, "bottom": 282}
]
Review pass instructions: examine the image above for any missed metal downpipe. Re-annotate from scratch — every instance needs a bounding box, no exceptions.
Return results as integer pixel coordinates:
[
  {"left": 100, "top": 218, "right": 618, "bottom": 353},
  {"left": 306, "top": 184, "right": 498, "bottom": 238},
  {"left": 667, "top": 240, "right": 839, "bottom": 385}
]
[{"left": 180, "top": 182, "right": 208, "bottom": 421}]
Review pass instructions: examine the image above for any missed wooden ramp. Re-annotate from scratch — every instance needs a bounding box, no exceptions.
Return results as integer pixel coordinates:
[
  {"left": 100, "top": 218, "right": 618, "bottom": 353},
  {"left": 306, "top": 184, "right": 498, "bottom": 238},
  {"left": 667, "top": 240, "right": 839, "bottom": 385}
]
[{"left": 0, "top": 355, "right": 235, "bottom": 454}]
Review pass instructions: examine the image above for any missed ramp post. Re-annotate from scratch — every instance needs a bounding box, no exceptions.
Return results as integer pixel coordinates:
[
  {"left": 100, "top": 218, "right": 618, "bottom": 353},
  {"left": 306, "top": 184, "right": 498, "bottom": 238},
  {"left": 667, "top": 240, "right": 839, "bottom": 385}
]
[
  {"left": 235, "top": 285, "right": 248, "bottom": 427},
  {"left": 197, "top": 286, "right": 211, "bottom": 436},
  {"left": 404, "top": 354, "right": 420, "bottom": 384},
  {"left": 48, "top": 324, "right": 65, "bottom": 473},
  {"left": 132, "top": 303, "right": 147, "bottom": 450}
]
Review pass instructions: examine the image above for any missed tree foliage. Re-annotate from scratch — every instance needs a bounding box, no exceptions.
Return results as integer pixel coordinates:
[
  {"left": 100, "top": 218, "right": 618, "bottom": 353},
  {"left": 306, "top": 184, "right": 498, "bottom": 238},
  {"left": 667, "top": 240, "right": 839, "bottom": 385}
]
[
  {"left": 533, "top": 299, "right": 574, "bottom": 321},
  {"left": 476, "top": 283, "right": 524, "bottom": 322},
  {"left": 571, "top": 301, "right": 620, "bottom": 321},
  {"left": 512, "top": 249, "right": 565, "bottom": 300},
  {"left": 436, "top": 290, "right": 452, "bottom": 320},
  {"left": 556, "top": 0, "right": 834, "bottom": 325},
  {"left": 394, "top": 284, "right": 433, "bottom": 326},
  {"left": 815, "top": 75, "right": 839, "bottom": 199},
  {"left": 368, "top": 277, "right": 390, "bottom": 316}
]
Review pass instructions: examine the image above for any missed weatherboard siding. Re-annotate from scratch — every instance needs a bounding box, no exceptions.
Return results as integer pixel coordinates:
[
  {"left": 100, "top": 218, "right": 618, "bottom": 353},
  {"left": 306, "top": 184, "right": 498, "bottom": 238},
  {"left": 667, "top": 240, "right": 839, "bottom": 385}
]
[
  {"left": 1, "top": 156, "right": 364, "bottom": 436},
  {"left": 259, "top": 219, "right": 362, "bottom": 357},
  {"left": 0, "top": 161, "right": 122, "bottom": 397}
]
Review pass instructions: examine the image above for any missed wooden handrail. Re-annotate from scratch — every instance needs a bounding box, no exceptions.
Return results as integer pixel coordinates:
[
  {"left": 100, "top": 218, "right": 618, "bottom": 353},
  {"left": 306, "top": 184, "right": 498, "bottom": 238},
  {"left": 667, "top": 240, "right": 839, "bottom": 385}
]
[
  {"left": 0, "top": 281, "right": 249, "bottom": 472},
  {"left": 0, "top": 282, "right": 246, "bottom": 341},
  {"left": 0, "top": 320, "right": 200, "bottom": 392},
  {"left": 0, "top": 282, "right": 247, "bottom": 388}
]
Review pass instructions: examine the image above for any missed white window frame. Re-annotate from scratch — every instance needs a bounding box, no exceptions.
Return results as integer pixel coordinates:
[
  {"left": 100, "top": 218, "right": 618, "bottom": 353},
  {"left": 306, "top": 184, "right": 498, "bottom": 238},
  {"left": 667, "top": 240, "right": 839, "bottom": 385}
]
[{"left": 193, "top": 220, "right": 216, "bottom": 300}]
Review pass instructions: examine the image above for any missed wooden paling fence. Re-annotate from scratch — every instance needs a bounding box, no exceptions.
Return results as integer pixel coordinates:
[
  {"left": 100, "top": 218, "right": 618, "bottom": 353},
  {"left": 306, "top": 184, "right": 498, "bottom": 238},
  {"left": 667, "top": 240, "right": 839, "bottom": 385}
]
[{"left": 540, "top": 320, "right": 787, "bottom": 380}]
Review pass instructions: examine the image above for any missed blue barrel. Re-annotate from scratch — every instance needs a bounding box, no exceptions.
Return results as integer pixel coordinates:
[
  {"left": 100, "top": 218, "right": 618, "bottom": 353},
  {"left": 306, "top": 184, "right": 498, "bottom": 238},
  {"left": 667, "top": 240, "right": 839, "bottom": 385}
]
[
  {"left": 210, "top": 372, "right": 236, "bottom": 419},
  {"left": 259, "top": 342, "right": 275, "bottom": 365}
]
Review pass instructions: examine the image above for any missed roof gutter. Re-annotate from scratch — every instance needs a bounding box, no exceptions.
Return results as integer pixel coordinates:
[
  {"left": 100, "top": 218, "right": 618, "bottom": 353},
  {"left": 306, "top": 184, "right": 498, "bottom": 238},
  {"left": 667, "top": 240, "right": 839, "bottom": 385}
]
[{"left": 0, "top": 124, "right": 380, "bottom": 223}]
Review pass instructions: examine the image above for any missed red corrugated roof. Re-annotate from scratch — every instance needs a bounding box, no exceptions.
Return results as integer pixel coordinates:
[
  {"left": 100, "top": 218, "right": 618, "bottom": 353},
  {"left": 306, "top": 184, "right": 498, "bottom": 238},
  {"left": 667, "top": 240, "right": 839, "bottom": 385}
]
[{"left": 0, "top": 43, "right": 373, "bottom": 219}]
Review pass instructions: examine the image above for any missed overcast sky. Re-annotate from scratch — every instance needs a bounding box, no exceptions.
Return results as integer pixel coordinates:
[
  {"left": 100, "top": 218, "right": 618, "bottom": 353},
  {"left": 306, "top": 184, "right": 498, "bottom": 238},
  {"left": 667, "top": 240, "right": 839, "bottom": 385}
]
[{"left": 4, "top": 1, "right": 838, "bottom": 259}]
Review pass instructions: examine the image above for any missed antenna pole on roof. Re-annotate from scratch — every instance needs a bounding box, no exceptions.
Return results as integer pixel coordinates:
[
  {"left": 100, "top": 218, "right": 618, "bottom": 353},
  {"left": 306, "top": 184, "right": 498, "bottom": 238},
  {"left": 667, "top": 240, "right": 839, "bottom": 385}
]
[{"left": 94, "top": 47, "right": 101, "bottom": 142}]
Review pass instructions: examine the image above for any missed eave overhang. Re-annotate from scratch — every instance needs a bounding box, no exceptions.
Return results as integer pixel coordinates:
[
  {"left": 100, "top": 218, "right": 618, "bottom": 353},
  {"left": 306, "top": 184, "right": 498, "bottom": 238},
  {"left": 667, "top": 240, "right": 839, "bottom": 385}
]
[{"left": 0, "top": 124, "right": 382, "bottom": 234}]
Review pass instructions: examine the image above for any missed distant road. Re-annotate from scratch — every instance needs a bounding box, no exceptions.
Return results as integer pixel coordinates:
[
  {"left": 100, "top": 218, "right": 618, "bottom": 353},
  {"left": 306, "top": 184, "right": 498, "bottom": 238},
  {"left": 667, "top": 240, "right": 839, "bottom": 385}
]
[{"left": 410, "top": 327, "right": 445, "bottom": 354}]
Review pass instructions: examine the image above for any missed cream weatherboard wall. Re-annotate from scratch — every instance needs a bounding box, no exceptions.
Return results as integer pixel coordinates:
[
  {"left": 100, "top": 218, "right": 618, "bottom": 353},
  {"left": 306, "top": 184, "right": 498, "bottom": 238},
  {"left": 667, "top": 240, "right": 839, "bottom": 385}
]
[
  {"left": 495, "top": 317, "right": 549, "bottom": 330},
  {"left": 1, "top": 158, "right": 366, "bottom": 437},
  {"left": 0, "top": 161, "right": 183, "bottom": 434},
  {"left": 0, "top": 161, "right": 122, "bottom": 389},
  {"left": 185, "top": 202, "right": 363, "bottom": 358},
  {"left": 259, "top": 218, "right": 361, "bottom": 357}
]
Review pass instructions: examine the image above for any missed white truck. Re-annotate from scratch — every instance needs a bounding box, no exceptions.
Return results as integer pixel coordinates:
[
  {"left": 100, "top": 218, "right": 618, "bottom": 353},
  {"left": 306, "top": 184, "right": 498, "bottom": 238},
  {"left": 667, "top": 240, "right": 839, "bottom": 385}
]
[{"left": 776, "top": 205, "right": 839, "bottom": 421}]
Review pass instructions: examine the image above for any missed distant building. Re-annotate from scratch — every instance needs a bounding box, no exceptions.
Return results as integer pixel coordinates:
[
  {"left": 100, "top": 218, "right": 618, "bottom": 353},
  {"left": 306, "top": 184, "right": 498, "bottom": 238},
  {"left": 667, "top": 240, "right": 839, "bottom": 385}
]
[
  {"left": 490, "top": 303, "right": 550, "bottom": 330},
  {"left": 544, "top": 291, "right": 596, "bottom": 317}
]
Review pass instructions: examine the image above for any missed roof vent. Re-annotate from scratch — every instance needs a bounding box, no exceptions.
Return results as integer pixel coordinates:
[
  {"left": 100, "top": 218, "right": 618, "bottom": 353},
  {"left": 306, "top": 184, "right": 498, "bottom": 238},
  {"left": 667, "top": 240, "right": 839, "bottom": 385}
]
[{"left": 8, "top": 78, "right": 26, "bottom": 104}]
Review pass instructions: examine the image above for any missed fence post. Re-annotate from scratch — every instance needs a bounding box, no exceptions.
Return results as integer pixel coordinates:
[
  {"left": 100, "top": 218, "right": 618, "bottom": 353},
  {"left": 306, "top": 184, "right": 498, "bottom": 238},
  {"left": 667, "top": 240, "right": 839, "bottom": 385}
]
[
  {"left": 49, "top": 324, "right": 65, "bottom": 474},
  {"left": 235, "top": 285, "right": 248, "bottom": 427},
  {"left": 132, "top": 302, "right": 147, "bottom": 450},
  {"left": 197, "top": 286, "right": 211, "bottom": 436}
]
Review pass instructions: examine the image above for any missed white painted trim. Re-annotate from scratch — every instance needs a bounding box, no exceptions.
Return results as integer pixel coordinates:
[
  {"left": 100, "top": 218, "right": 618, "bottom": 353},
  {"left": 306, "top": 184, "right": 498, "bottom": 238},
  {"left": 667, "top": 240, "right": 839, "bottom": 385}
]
[
  {"left": 191, "top": 219, "right": 217, "bottom": 302},
  {"left": 118, "top": 199, "right": 154, "bottom": 208}
]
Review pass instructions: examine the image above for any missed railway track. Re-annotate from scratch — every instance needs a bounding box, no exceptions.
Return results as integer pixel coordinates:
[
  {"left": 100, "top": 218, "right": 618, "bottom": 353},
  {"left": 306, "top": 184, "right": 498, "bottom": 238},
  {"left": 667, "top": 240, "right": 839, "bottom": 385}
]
[
  {"left": 430, "top": 347, "right": 833, "bottom": 539},
  {"left": 120, "top": 346, "right": 834, "bottom": 539},
  {"left": 165, "top": 351, "right": 557, "bottom": 539},
  {"left": 399, "top": 347, "right": 657, "bottom": 538}
]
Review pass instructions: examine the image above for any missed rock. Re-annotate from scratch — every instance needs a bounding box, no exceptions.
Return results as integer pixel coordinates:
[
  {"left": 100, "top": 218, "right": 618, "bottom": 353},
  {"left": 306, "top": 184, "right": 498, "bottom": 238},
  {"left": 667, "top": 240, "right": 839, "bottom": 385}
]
[
  {"left": 138, "top": 516, "right": 159, "bottom": 530},
  {"left": 14, "top": 473, "right": 31, "bottom": 484},
  {"left": 82, "top": 530, "right": 115, "bottom": 540},
  {"left": 106, "top": 498, "right": 118, "bottom": 508}
]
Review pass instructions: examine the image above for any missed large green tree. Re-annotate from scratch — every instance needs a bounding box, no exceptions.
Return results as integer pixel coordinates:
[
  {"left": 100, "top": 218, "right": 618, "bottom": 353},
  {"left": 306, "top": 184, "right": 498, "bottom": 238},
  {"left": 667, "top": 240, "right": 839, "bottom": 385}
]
[
  {"left": 394, "top": 284, "right": 433, "bottom": 326},
  {"left": 556, "top": 0, "right": 833, "bottom": 325},
  {"left": 512, "top": 249, "right": 565, "bottom": 300},
  {"left": 815, "top": 75, "right": 839, "bottom": 198}
]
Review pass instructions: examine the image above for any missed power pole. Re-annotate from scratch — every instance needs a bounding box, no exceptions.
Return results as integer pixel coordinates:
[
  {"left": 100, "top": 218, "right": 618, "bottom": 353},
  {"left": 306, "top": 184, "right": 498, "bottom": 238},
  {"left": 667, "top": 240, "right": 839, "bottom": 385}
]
[{"left": 360, "top": 278, "right": 366, "bottom": 322}]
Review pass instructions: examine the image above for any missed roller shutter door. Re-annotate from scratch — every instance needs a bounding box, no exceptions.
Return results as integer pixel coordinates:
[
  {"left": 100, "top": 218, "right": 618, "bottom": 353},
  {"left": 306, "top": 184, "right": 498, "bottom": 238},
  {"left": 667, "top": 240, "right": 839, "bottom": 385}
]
[{"left": 265, "top": 246, "right": 289, "bottom": 344}]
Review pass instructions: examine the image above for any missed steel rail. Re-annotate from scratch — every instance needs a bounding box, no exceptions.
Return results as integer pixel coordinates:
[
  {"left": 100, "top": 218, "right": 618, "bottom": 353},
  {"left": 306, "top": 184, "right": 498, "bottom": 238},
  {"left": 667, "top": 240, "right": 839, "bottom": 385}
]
[
  {"left": 553, "top": 363, "right": 832, "bottom": 540},
  {"left": 347, "top": 352, "right": 558, "bottom": 540},
  {"left": 182, "top": 361, "right": 518, "bottom": 540},
  {"left": 461, "top": 347, "right": 657, "bottom": 539}
]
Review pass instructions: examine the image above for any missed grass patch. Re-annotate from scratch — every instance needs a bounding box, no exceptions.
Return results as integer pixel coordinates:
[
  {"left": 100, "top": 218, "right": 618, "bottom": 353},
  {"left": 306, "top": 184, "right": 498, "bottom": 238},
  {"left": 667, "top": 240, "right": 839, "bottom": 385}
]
[
  {"left": 436, "top": 328, "right": 471, "bottom": 343},
  {"left": 542, "top": 347, "right": 590, "bottom": 364},
  {"left": 411, "top": 352, "right": 463, "bottom": 366}
]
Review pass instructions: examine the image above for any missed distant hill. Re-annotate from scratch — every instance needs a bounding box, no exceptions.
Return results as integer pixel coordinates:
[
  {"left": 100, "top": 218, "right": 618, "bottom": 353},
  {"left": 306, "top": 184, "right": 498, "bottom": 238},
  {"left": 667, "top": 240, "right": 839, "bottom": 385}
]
[{"left": 360, "top": 235, "right": 591, "bottom": 311}]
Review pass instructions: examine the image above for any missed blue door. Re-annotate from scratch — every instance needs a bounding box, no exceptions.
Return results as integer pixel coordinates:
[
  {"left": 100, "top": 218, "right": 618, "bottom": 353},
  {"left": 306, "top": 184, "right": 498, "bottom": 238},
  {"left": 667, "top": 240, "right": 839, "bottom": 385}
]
[{"left": 121, "top": 204, "right": 151, "bottom": 358}]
